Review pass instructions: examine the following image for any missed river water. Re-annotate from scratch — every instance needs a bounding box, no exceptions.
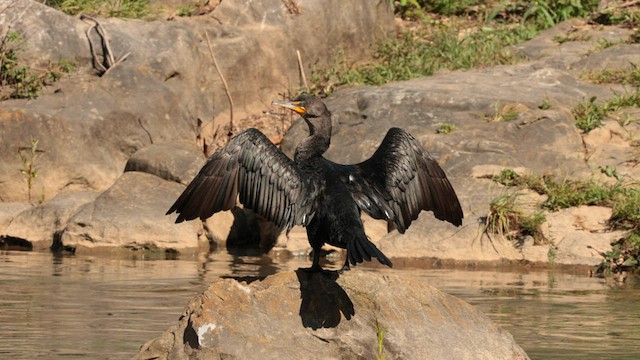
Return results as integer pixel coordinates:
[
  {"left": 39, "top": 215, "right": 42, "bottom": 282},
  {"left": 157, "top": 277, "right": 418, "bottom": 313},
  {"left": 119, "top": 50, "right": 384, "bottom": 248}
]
[{"left": 1, "top": 250, "right": 639, "bottom": 359}]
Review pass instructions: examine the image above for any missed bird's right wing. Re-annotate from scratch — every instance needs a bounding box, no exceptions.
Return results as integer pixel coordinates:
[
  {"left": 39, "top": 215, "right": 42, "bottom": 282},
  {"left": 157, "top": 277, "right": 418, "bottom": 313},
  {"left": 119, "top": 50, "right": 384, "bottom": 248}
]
[{"left": 167, "top": 128, "right": 315, "bottom": 230}]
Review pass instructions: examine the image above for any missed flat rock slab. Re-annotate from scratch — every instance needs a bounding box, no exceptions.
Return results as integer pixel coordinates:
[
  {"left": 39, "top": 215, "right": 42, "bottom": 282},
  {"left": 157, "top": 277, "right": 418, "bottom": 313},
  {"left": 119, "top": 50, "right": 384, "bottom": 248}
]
[
  {"left": 134, "top": 271, "right": 529, "bottom": 360},
  {"left": 60, "top": 171, "right": 202, "bottom": 253}
]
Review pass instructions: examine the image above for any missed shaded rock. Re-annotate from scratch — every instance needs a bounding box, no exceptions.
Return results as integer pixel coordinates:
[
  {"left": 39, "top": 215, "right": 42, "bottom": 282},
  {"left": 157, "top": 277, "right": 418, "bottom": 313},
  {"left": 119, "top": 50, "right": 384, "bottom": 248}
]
[
  {"left": 4, "top": 190, "right": 98, "bottom": 250},
  {"left": 134, "top": 271, "right": 529, "bottom": 360},
  {"left": 60, "top": 172, "right": 203, "bottom": 253},
  {"left": 124, "top": 142, "right": 206, "bottom": 184},
  {"left": 0, "top": 0, "right": 393, "bottom": 202}
]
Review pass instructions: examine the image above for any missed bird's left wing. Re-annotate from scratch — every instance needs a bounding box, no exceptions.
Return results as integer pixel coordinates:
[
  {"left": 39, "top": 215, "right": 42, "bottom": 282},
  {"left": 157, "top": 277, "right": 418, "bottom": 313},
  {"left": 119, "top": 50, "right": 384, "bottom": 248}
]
[
  {"left": 167, "top": 128, "right": 315, "bottom": 230},
  {"left": 337, "top": 127, "right": 463, "bottom": 233}
]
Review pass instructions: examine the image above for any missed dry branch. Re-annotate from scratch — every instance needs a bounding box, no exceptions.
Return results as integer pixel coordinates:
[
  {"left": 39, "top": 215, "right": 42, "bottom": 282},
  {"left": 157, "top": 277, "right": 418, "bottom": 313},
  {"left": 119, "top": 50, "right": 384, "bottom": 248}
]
[
  {"left": 81, "top": 14, "right": 130, "bottom": 76},
  {"left": 204, "top": 31, "right": 234, "bottom": 140}
]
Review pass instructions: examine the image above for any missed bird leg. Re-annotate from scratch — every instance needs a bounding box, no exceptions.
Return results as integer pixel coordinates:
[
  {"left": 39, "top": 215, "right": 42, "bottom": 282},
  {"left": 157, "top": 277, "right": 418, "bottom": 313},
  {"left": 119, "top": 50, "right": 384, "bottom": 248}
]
[
  {"left": 302, "top": 249, "right": 324, "bottom": 272},
  {"left": 338, "top": 257, "right": 351, "bottom": 274}
]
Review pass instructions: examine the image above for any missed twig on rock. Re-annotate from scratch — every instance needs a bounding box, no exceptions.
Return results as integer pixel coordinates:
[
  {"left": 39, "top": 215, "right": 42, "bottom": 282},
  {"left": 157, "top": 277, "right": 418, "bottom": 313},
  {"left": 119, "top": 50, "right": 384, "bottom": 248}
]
[
  {"left": 296, "top": 49, "right": 308, "bottom": 90},
  {"left": 81, "top": 14, "right": 130, "bottom": 76},
  {"left": 204, "top": 31, "right": 234, "bottom": 140}
]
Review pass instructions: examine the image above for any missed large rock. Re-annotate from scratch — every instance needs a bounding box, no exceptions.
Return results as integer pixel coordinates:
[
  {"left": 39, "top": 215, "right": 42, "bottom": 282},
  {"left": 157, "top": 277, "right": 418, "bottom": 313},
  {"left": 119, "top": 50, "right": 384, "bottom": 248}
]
[
  {"left": 134, "top": 271, "right": 529, "bottom": 360},
  {"left": 124, "top": 142, "right": 206, "bottom": 185},
  {"left": 0, "top": 0, "right": 394, "bottom": 201},
  {"left": 3, "top": 190, "right": 99, "bottom": 250},
  {"left": 59, "top": 171, "right": 203, "bottom": 253}
]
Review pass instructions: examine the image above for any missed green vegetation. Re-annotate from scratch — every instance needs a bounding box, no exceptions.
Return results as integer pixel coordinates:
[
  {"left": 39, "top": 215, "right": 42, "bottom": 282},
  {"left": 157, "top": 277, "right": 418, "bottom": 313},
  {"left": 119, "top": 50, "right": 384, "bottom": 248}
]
[
  {"left": 310, "top": 0, "right": 606, "bottom": 96},
  {"left": 485, "top": 102, "right": 522, "bottom": 122},
  {"left": 553, "top": 32, "right": 591, "bottom": 44},
  {"left": 572, "top": 96, "right": 605, "bottom": 133},
  {"left": 484, "top": 192, "right": 548, "bottom": 244},
  {"left": 309, "top": 25, "right": 534, "bottom": 95},
  {"left": 490, "top": 168, "right": 640, "bottom": 273},
  {"left": 436, "top": 122, "right": 456, "bottom": 134},
  {"left": 17, "top": 136, "right": 40, "bottom": 204},
  {"left": 177, "top": 4, "right": 197, "bottom": 17},
  {"left": 582, "top": 63, "right": 640, "bottom": 87},
  {"left": 572, "top": 90, "right": 640, "bottom": 133},
  {"left": 538, "top": 99, "right": 551, "bottom": 110},
  {"left": 373, "top": 319, "right": 386, "bottom": 360},
  {"left": 0, "top": 31, "right": 74, "bottom": 100},
  {"left": 47, "top": 0, "right": 152, "bottom": 18},
  {"left": 592, "top": 4, "right": 640, "bottom": 28}
]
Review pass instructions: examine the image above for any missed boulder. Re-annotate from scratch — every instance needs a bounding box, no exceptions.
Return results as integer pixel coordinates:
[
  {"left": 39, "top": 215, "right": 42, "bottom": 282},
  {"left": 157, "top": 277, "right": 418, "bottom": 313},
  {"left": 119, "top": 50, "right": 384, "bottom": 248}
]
[
  {"left": 134, "top": 271, "right": 529, "bottom": 360},
  {"left": 0, "top": 0, "right": 394, "bottom": 202},
  {"left": 59, "top": 171, "right": 203, "bottom": 253},
  {"left": 3, "top": 190, "right": 99, "bottom": 250},
  {"left": 124, "top": 142, "right": 206, "bottom": 184}
]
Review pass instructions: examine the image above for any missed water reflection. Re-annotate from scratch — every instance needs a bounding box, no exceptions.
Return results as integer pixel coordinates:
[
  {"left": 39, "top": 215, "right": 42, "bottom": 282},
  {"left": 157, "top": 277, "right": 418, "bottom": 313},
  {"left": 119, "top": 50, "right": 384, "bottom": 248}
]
[{"left": 0, "top": 250, "right": 639, "bottom": 360}]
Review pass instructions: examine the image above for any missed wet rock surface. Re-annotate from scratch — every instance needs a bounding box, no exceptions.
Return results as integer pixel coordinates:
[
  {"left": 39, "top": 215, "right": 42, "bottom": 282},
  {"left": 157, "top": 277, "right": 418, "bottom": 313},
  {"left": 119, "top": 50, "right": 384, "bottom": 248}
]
[{"left": 134, "top": 271, "right": 529, "bottom": 360}]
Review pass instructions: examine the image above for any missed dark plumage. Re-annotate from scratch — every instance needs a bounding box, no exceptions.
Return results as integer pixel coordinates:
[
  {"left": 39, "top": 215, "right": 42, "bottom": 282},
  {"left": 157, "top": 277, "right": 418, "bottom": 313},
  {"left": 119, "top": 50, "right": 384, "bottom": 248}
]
[{"left": 167, "top": 95, "right": 463, "bottom": 272}]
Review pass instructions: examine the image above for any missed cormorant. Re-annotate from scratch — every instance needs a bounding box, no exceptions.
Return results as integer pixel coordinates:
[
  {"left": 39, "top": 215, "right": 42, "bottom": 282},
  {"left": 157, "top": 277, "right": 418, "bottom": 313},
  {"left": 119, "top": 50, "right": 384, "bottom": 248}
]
[{"left": 167, "top": 95, "right": 463, "bottom": 272}]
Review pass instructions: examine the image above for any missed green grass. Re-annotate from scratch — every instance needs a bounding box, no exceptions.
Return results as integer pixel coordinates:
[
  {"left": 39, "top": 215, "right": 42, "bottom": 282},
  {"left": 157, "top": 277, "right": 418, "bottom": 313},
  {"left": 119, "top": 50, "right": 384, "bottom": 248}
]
[
  {"left": 47, "top": 0, "right": 152, "bottom": 18},
  {"left": 309, "top": 23, "right": 536, "bottom": 96},
  {"left": 373, "top": 319, "right": 386, "bottom": 360},
  {"left": 309, "top": 0, "right": 605, "bottom": 95},
  {"left": 436, "top": 122, "right": 456, "bottom": 134},
  {"left": 538, "top": 99, "right": 551, "bottom": 110},
  {"left": 484, "top": 192, "right": 548, "bottom": 243},
  {"left": 572, "top": 96, "right": 606, "bottom": 133},
  {"left": 572, "top": 90, "right": 640, "bottom": 133},
  {"left": 553, "top": 32, "right": 591, "bottom": 44},
  {"left": 490, "top": 168, "right": 640, "bottom": 271},
  {"left": 582, "top": 63, "right": 640, "bottom": 87}
]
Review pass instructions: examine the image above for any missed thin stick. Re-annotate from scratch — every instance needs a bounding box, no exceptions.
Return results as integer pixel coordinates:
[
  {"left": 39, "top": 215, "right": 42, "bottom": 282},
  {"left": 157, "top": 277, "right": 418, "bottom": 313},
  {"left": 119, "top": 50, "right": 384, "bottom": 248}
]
[
  {"left": 81, "top": 14, "right": 129, "bottom": 77},
  {"left": 204, "top": 31, "right": 234, "bottom": 138},
  {"left": 296, "top": 49, "right": 308, "bottom": 90}
]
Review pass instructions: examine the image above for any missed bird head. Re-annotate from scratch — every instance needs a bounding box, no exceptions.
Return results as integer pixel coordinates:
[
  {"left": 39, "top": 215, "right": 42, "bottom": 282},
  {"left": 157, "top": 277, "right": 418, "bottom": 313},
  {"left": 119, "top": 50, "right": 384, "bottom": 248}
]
[{"left": 272, "top": 94, "right": 331, "bottom": 136}]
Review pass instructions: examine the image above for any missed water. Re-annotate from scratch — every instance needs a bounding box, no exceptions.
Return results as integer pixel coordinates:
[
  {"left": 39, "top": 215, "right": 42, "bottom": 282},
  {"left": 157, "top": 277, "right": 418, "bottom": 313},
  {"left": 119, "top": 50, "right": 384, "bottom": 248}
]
[{"left": 1, "top": 250, "right": 639, "bottom": 359}]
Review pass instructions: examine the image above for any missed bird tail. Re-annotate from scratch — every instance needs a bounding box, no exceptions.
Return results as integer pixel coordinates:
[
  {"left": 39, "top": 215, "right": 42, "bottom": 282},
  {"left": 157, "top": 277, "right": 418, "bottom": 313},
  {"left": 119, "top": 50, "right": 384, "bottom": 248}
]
[{"left": 347, "top": 234, "right": 393, "bottom": 268}]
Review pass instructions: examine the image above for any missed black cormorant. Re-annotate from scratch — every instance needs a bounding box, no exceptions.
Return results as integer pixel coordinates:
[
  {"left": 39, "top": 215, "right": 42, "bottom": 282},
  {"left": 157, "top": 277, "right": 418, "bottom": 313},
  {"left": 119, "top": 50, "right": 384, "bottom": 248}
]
[{"left": 167, "top": 95, "right": 463, "bottom": 272}]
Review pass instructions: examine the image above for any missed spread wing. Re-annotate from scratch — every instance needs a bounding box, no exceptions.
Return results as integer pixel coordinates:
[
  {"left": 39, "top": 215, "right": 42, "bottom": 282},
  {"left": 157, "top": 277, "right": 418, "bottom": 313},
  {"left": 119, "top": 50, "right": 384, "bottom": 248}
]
[
  {"left": 167, "top": 128, "right": 315, "bottom": 230},
  {"left": 337, "top": 127, "right": 463, "bottom": 233}
]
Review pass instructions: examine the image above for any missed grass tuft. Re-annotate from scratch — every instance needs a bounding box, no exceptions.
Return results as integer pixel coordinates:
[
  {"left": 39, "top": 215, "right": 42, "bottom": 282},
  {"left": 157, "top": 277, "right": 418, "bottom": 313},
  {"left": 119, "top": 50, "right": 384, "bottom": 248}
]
[
  {"left": 47, "top": 0, "right": 152, "bottom": 19},
  {"left": 436, "top": 122, "right": 456, "bottom": 134},
  {"left": 484, "top": 192, "right": 548, "bottom": 244}
]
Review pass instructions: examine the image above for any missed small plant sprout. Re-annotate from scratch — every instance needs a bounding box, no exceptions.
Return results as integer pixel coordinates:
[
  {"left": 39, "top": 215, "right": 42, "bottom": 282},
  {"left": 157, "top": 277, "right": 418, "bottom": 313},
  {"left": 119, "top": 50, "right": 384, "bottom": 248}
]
[
  {"left": 538, "top": 99, "right": 551, "bottom": 110},
  {"left": 17, "top": 136, "right": 41, "bottom": 204},
  {"left": 374, "top": 319, "right": 386, "bottom": 360},
  {"left": 436, "top": 122, "right": 456, "bottom": 134}
]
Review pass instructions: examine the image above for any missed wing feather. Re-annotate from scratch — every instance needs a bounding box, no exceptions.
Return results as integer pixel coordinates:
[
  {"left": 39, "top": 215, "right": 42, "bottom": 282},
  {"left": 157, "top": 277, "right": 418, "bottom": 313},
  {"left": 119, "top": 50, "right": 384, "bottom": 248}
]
[
  {"left": 338, "top": 127, "right": 463, "bottom": 233},
  {"left": 167, "top": 128, "right": 315, "bottom": 230}
]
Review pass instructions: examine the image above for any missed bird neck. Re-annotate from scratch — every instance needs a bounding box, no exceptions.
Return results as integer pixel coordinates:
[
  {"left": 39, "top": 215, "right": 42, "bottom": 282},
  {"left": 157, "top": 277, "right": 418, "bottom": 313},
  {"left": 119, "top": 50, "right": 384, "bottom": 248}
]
[
  {"left": 295, "top": 133, "right": 330, "bottom": 162},
  {"left": 295, "top": 115, "right": 331, "bottom": 161}
]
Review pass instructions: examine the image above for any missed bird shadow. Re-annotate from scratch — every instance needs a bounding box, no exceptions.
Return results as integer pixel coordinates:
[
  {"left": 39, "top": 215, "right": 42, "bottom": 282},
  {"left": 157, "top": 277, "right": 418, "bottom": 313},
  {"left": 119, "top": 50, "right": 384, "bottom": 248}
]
[{"left": 295, "top": 268, "right": 355, "bottom": 330}]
